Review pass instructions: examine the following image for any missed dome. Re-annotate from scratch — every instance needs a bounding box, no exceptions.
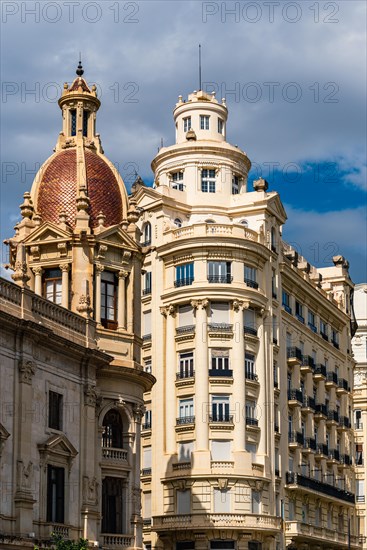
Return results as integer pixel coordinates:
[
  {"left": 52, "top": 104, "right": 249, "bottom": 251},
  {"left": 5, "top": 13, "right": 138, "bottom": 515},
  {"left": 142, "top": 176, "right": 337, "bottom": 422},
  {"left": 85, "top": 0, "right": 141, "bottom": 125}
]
[{"left": 34, "top": 149, "right": 123, "bottom": 228}]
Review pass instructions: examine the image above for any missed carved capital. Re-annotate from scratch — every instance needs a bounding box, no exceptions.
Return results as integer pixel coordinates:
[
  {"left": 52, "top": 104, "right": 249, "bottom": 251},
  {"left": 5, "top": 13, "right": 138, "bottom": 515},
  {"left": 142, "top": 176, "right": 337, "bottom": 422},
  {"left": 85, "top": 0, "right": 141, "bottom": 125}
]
[
  {"left": 32, "top": 266, "right": 43, "bottom": 276},
  {"left": 95, "top": 263, "right": 104, "bottom": 274},
  {"left": 133, "top": 404, "right": 146, "bottom": 422},
  {"left": 232, "top": 300, "right": 243, "bottom": 312},
  {"left": 59, "top": 263, "right": 70, "bottom": 273},
  {"left": 18, "top": 359, "right": 36, "bottom": 384},
  {"left": 118, "top": 270, "right": 129, "bottom": 279},
  {"left": 160, "top": 304, "right": 176, "bottom": 317},
  {"left": 76, "top": 294, "right": 93, "bottom": 315},
  {"left": 84, "top": 384, "right": 98, "bottom": 407}
]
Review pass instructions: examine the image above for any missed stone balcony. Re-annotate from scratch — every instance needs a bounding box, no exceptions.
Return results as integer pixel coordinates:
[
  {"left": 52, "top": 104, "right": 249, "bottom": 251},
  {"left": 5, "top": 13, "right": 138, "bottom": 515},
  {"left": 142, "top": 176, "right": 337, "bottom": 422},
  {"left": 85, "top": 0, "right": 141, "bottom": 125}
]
[
  {"left": 100, "top": 534, "right": 134, "bottom": 548},
  {"left": 285, "top": 521, "right": 360, "bottom": 548},
  {"left": 153, "top": 513, "right": 281, "bottom": 533},
  {"left": 101, "top": 447, "right": 130, "bottom": 472},
  {"left": 165, "top": 223, "right": 260, "bottom": 245}
]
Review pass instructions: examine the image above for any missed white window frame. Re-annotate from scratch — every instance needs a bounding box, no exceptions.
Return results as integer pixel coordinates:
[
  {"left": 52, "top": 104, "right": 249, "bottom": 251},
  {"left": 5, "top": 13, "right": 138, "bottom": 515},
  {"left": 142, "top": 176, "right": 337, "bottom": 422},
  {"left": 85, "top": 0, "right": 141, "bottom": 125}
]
[
  {"left": 200, "top": 114, "right": 210, "bottom": 130},
  {"left": 201, "top": 169, "right": 216, "bottom": 193}
]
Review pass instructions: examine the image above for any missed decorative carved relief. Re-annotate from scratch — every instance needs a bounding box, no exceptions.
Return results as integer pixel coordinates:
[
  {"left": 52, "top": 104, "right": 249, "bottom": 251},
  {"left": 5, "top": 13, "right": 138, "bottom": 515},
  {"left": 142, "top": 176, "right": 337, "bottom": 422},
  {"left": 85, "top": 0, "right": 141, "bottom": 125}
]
[
  {"left": 82, "top": 476, "right": 99, "bottom": 505},
  {"left": 217, "top": 478, "right": 228, "bottom": 490},
  {"left": 84, "top": 384, "right": 98, "bottom": 407},
  {"left": 17, "top": 460, "right": 34, "bottom": 491},
  {"left": 133, "top": 404, "right": 146, "bottom": 422},
  {"left": 58, "top": 243, "right": 68, "bottom": 258},
  {"left": 96, "top": 243, "right": 108, "bottom": 259},
  {"left": 30, "top": 246, "right": 40, "bottom": 260},
  {"left": 18, "top": 359, "right": 36, "bottom": 384}
]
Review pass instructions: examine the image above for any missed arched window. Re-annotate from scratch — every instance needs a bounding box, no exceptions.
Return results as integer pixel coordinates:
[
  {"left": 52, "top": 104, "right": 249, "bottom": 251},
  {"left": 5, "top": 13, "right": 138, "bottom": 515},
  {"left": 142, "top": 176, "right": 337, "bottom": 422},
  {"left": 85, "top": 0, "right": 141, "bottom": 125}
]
[
  {"left": 102, "top": 409, "right": 123, "bottom": 448},
  {"left": 240, "top": 219, "right": 248, "bottom": 227},
  {"left": 143, "top": 222, "right": 152, "bottom": 246},
  {"left": 174, "top": 218, "right": 182, "bottom": 228}
]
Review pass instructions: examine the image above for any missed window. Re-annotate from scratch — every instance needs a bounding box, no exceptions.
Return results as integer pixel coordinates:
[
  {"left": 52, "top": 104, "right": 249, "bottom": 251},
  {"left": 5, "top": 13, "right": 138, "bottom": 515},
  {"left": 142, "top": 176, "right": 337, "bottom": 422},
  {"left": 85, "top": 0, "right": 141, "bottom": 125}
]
[
  {"left": 177, "top": 489, "right": 191, "bottom": 514},
  {"left": 48, "top": 391, "right": 63, "bottom": 431},
  {"left": 308, "top": 310, "right": 317, "bottom": 333},
  {"left": 272, "top": 315, "right": 278, "bottom": 345},
  {"left": 143, "top": 311, "right": 151, "bottom": 339},
  {"left": 143, "top": 492, "right": 151, "bottom": 521},
  {"left": 320, "top": 319, "right": 328, "bottom": 339},
  {"left": 355, "top": 409, "right": 363, "bottom": 429},
  {"left": 302, "top": 503, "right": 309, "bottom": 523},
  {"left": 200, "top": 114, "right": 210, "bottom": 130},
  {"left": 214, "top": 488, "right": 231, "bottom": 513},
  {"left": 208, "top": 261, "right": 232, "bottom": 283},
  {"left": 175, "top": 262, "right": 194, "bottom": 287},
  {"left": 246, "top": 442, "right": 257, "bottom": 461},
  {"left": 272, "top": 271, "right": 277, "bottom": 298},
  {"left": 201, "top": 169, "right": 216, "bottom": 193},
  {"left": 102, "top": 409, "right": 123, "bottom": 448},
  {"left": 245, "top": 353, "right": 257, "bottom": 381},
  {"left": 183, "top": 117, "right": 191, "bottom": 132},
  {"left": 244, "top": 265, "right": 258, "bottom": 288},
  {"left": 143, "top": 446, "right": 152, "bottom": 470},
  {"left": 251, "top": 490, "right": 261, "bottom": 513},
  {"left": 101, "top": 271, "right": 118, "bottom": 329},
  {"left": 143, "top": 410, "right": 152, "bottom": 430},
  {"left": 338, "top": 513, "right": 344, "bottom": 532},
  {"left": 171, "top": 171, "right": 184, "bottom": 191},
  {"left": 178, "top": 398, "right": 194, "bottom": 423},
  {"left": 356, "top": 444, "right": 364, "bottom": 466},
  {"left": 295, "top": 301, "right": 304, "bottom": 323},
  {"left": 178, "top": 352, "right": 194, "bottom": 378},
  {"left": 178, "top": 441, "right": 193, "bottom": 462},
  {"left": 282, "top": 290, "right": 292, "bottom": 314},
  {"left": 357, "top": 480, "right": 365, "bottom": 502},
  {"left": 83, "top": 110, "right": 89, "bottom": 137},
  {"left": 244, "top": 308, "right": 256, "bottom": 335},
  {"left": 143, "top": 272, "right": 152, "bottom": 295},
  {"left": 288, "top": 500, "right": 295, "bottom": 520},
  {"left": 332, "top": 328, "right": 339, "bottom": 348},
  {"left": 211, "top": 395, "right": 230, "bottom": 422},
  {"left": 178, "top": 304, "right": 194, "bottom": 327},
  {"left": 327, "top": 508, "right": 332, "bottom": 529},
  {"left": 210, "top": 302, "right": 230, "bottom": 325},
  {"left": 44, "top": 268, "right": 62, "bottom": 304},
  {"left": 240, "top": 219, "right": 248, "bottom": 227},
  {"left": 47, "top": 465, "right": 65, "bottom": 523},
  {"left": 210, "top": 349, "right": 230, "bottom": 375},
  {"left": 246, "top": 400, "right": 257, "bottom": 425},
  {"left": 211, "top": 542, "right": 235, "bottom": 550},
  {"left": 142, "top": 222, "right": 151, "bottom": 246},
  {"left": 144, "top": 359, "right": 152, "bottom": 373},
  {"left": 70, "top": 109, "right": 76, "bottom": 136},
  {"left": 218, "top": 118, "right": 224, "bottom": 134},
  {"left": 232, "top": 175, "right": 239, "bottom": 194},
  {"left": 273, "top": 361, "right": 278, "bottom": 387},
  {"left": 177, "top": 544, "right": 195, "bottom": 550},
  {"left": 271, "top": 227, "right": 277, "bottom": 252},
  {"left": 174, "top": 218, "right": 182, "bottom": 227},
  {"left": 288, "top": 414, "right": 293, "bottom": 437},
  {"left": 211, "top": 440, "right": 231, "bottom": 461}
]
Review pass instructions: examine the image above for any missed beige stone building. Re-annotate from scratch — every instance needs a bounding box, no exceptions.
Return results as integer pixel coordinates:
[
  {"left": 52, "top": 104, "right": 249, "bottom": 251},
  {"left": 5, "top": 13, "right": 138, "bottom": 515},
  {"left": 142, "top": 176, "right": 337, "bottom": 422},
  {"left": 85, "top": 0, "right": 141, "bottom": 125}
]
[
  {"left": 134, "top": 90, "right": 359, "bottom": 550},
  {"left": 352, "top": 284, "right": 367, "bottom": 547},
  {"left": 0, "top": 64, "right": 154, "bottom": 549}
]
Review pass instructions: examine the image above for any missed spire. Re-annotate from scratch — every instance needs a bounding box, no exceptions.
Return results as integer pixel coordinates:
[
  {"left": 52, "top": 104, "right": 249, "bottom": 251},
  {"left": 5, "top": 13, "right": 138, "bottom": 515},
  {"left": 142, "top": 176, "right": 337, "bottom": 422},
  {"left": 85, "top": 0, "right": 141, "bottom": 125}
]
[{"left": 76, "top": 56, "right": 84, "bottom": 77}]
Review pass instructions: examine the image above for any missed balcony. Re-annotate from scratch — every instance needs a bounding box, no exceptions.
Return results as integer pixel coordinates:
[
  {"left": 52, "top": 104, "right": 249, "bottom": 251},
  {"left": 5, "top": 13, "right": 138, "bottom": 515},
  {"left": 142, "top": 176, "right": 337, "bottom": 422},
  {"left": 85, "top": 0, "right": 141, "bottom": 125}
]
[
  {"left": 327, "top": 449, "right": 340, "bottom": 462},
  {"left": 287, "top": 347, "right": 303, "bottom": 364},
  {"left": 208, "top": 275, "right": 233, "bottom": 284},
  {"left": 101, "top": 447, "right": 128, "bottom": 464},
  {"left": 316, "top": 443, "right": 329, "bottom": 456},
  {"left": 340, "top": 454, "right": 352, "bottom": 466},
  {"left": 326, "top": 371, "right": 338, "bottom": 386},
  {"left": 153, "top": 513, "right": 281, "bottom": 532},
  {"left": 285, "top": 521, "right": 360, "bottom": 547},
  {"left": 246, "top": 417, "right": 259, "bottom": 427},
  {"left": 338, "top": 416, "right": 351, "bottom": 430},
  {"left": 176, "top": 416, "right": 195, "bottom": 426},
  {"left": 101, "top": 535, "right": 134, "bottom": 548},
  {"left": 327, "top": 410, "right": 340, "bottom": 424},
  {"left": 303, "top": 437, "right": 317, "bottom": 451},
  {"left": 308, "top": 322, "right": 317, "bottom": 333},
  {"left": 302, "top": 396, "right": 316, "bottom": 412},
  {"left": 208, "top": 323, "right": 233, "bottom": 336},
  {"left": 314, "top": 364, "right": 327, "bottom": 379},
  {"left": 245, "top": 371, "right": 258, "bottom": 382},
  {"left": 172, "top": 461, "right": 191, "bottom": 471},
  {"left": 295, "top": 313, "right": 305, "bottom": 324},
  {"left": 286, "top": 472, "right": 355, "bottom": 503},
  {"left": 174, "top": 277, "right": 194, "bottom": 287},
  {"left": 337, "top": 378, "right": 349, "bottom": 393},
  {"left": 288, "top": 431, "right": 304, "bottom": 446},
  {"left": 244, "top": 326, "right": 257, "bottom": 337},
  {"left": 176, "top": 325, "right": 195, "bottom": 336},
  {"left": 141, "top": 467, "right": 152, "bottom": 476},
  {"left": 301, "top": 355, "right": 315, "bottom": 373},
  {"left": 288, "top": 389, "right": 303, "bottom": 406},
  {"left": 283, "top": 303, "right": 292, "bottom": 314},
  {"left": 315, "top": 403, "right": 328, "bottom": 417},
  {"left": 209, "top": 369, "right": 233, "bottom": 378},
  {"left": 244, "top": 278, "right": 259, "bottom": 289},
  {"left": 209, "top": 414, "right": 233, "bottom": 423},
  {"left": 176, "top": 370, "right": 195, "bottom": 380},
  {"left": 321, "top": 331, "right": 329, "bottom": 341},
  {"left": 142, "top": 333, "right": 152, "bottom": 342}
]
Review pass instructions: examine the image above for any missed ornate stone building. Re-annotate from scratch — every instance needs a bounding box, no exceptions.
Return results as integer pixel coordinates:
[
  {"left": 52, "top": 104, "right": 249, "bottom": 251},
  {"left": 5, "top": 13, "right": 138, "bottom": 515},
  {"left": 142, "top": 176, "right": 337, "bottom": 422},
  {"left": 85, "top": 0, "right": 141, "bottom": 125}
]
[
  {"left": 134, "top": 90, "right": 359, "bottom": 549},
  {"left": 352, "top": 284, "right": 367, "bottom": 548},
  {"left": 0, "top": 64, "right": 154, "bottom": 549}
]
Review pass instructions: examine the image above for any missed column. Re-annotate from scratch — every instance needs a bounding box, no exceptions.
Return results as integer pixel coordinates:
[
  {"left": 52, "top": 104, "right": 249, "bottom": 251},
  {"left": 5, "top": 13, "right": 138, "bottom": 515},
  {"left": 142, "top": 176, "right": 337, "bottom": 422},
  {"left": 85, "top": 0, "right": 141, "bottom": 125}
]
[
  {"left": 60, "top": 263, "right": 70, "bottom": 308},
  {"left": 161, "top": 305, "right": 177, "bottom": 455},
  {"left": 94, "top": 264, "right": 104, "bottom": 325},
  {"left": 257, "top": 308, "right": 268, "bottom": 455},
  {"left": 193, "top": 299, "right": 209, "bottom": 451},
  {"left": 232, "top": 300, "right": 246, "bottom": 451},
  {"left": 117, "top": 270, "right": 128, "bottom": 329},
  {"left": 132, "top": 404, "right": 144, "bottom": 548},
  {"left": 33, "top": 267, "right": 43, "bottom": 295}
]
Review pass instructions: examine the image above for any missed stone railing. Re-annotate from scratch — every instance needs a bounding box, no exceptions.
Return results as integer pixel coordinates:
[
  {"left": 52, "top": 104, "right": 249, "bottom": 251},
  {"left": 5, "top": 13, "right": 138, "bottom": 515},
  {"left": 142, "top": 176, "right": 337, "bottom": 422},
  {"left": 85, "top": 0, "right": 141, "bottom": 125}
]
[
  {"left": 102, "top": 447, "right": 128, "bottom": 462},
  {"left": 101, "top": 534, "right": 134, "bottom": 547},
  {"left": 0, "top": 277, "right": 22, "bottom": 305},
  {"left": 32, "top": 296, "right": 86, "bottom": 334},
  {"left": 211, "top": 461, "right": 234, "bottom": 469},
  {"left": 168, "top": 223, "right": 260, "bottom": 244},
  {"left": 51, "top": 524, "right": 70, "bottom": 538},
  {"left": 153, "top": 513, "right": 281, "bottom": 531},
  {"left": 285, "top": 521, "right": 359, "bottom": 546}
]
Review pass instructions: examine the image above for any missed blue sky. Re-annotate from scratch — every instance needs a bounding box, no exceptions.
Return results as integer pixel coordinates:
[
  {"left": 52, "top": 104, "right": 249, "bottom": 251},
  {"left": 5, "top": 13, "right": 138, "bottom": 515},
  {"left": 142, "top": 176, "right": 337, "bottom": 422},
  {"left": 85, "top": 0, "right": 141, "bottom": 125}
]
[{"left": 1, "top": 0, "right": 366, "bottom": 281}]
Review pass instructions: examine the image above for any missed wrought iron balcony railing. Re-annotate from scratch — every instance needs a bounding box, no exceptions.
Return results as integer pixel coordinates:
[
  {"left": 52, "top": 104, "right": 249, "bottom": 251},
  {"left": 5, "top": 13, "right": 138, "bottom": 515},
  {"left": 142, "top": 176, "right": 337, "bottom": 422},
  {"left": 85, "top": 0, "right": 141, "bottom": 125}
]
[
  {"left": 208, "top": 275, "right": 233, "bottom": 284},
  {"left": 174, "top": 277, "right": 194, "bottom": 287},
  {"left": 244, "top": 278, "right": 259, "bottom": 289},
  {"left": 287, "top": 347, "right": 303, "bottom": 361},
  {"left": 286, "top": 472, "right": 355, "bottom": 503},
  {"left": 176, "top": 416, "right": 195, "bottom": 425},
  {"left": 209, "top": 369, "right": 233, "bottom": 378}
]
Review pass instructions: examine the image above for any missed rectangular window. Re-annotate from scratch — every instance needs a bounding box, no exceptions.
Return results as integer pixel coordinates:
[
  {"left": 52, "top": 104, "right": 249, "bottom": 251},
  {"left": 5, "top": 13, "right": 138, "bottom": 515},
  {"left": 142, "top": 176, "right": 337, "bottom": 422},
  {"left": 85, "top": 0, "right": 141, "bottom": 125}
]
[
  {"left": 244, "top": 265, "right": 258, "bottom": 288},
  {"left": 272, "top": 271, "right": 277, "bottom": 298},
  {"left": 273, "top": 362, "right": 278, "bottom": 387},
  {"left": 282, "top": 290, "right": 292, "bottom": 314},
  {"left": 308, "top": 310, "right": 317, "bottom": 332},
  {"left": 211, "top": 440, "right": 231, "bottom": 461},
  {"left": 183, "top": 117, "right": 191, "bottom": 132},
  {"left": 177, "top": 489, "right": 191, "bottom": 514},
  {"left": 178, "top": 352, "right": 194, "bottom": 378},
  {"left": 218, "top": 118, "right": 224, "bottom": 134},
  {"left": 101, "top": 271, "right": 118, "bottom": 329},
  {"left": 211, "top": 395, "right": 230, "bottom": 422},
  {"left": 208, "top": 261, "right": 232, "bottom": 283},
  {"left": 246, "top": 442, "right": 257, "bottom": 461},
  {"left": 144, "top": 359, "right": 152, "bottom": 373},
  {"left": 143, "top": 492, "right": 151, "bottom": 520},
  {"left": 357, "top": 480, "right": 365, "bottom": 501},
  {"left": 332, "top": 328, "right": 339, "bottom": 347},
  {"left": 288, "top": 500, "right": 295, "bottom": 520},
  {"left": 200, "top": 114, "right": 210, "bottom": 130},
  {"left": 355, "top": 409, "right": 363, "bottom": 429},
  {"left": 245, "top": 353, "right": 256, "bottom": 380},
  {"left": 295, "top": 301, "right": 304, "bottom": 323},
  {"left": 172, "top": 171, "right": 184, "bottom": 191},
  {"left": 178, "top": 441, "right": 193, "bottom": 462},
  {"left": 251, "top": 490, "right": 261, "bottom": 513},
  {"left": 70, "top": 109, "right": 76, "bottom": 136},
  {"left": 244, "top": 308, "right": 256, "bottom": 335},
  {"left": 44, "top": 268, "right": 62, "bottom": 305},
  {"left": 178, "top": 304, "right": 194, "bottom": 327},
  {"left": 49, "top": 391, "right": 63, "bottom": 431},
  {"left": 210, "top": 302, "right": 230, "bottom": 324},
  {"left": 232, "top": 175, "right": 239, "bottom": 194},
  {"left": 143, "top": 410, "right": 151, "bottom": 430},
  {"left": 320, "top": 319, "right": 328, "bottom": 338},
  {"left": 47, "top": 465, "right": 65, "bottom": 523},
  {"left": 143, "top": 446, "right": 152, "bottom": 469},
  {"left": 143, "top": 311, "right": 152, "bottom": 337},
  {"left": 201, "top": 169, "right": 216, "bottom": 193},
  {"left": 272, "top": 315, "right": 278, "bottom": 345},
  {"left": 143, "top": 272, "right": 152, "bottom": 295},
  {"left": 175, "top": 262, "right": 194, "bottom": 287},
  {"left": 83, "top": 110, "right": 89, "bottom": 137},
  {"left": 214, "top": 488, "right": 231, "bottom": 513},
  {"left": 210, "top": 543, "right": 235, "bottom": 550},
  {"left": 356, "top": 444, "right": 364, "bottom": 466},
  {"left": 178, "top": 398, "right": 194, "bottom": 423},
  {"left": 210, "top": 349, "right": 230, "bottom": 374}
]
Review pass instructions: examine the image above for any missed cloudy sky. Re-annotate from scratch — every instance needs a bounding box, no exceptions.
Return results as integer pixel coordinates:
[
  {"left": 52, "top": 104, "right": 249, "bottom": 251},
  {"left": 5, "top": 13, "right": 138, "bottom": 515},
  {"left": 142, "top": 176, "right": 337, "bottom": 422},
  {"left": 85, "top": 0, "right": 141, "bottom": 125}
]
[{"left": 1, "top": 0, "right": 366, "bottom": 281}]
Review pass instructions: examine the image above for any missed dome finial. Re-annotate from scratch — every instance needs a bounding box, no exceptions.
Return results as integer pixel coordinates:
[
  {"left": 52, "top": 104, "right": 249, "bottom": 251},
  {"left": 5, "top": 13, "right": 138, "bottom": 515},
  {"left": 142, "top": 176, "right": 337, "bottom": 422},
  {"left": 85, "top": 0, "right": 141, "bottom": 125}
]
[{"left": 76, "top": 54, "right": 84, "bottom": 77}]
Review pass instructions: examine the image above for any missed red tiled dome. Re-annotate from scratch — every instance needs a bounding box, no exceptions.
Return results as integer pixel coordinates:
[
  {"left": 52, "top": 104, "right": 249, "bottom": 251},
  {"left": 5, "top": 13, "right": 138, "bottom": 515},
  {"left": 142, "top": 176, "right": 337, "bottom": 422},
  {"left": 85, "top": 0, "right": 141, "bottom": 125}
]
[{"left": 36, "top": 149, "right": 123, "bottom": 228}]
